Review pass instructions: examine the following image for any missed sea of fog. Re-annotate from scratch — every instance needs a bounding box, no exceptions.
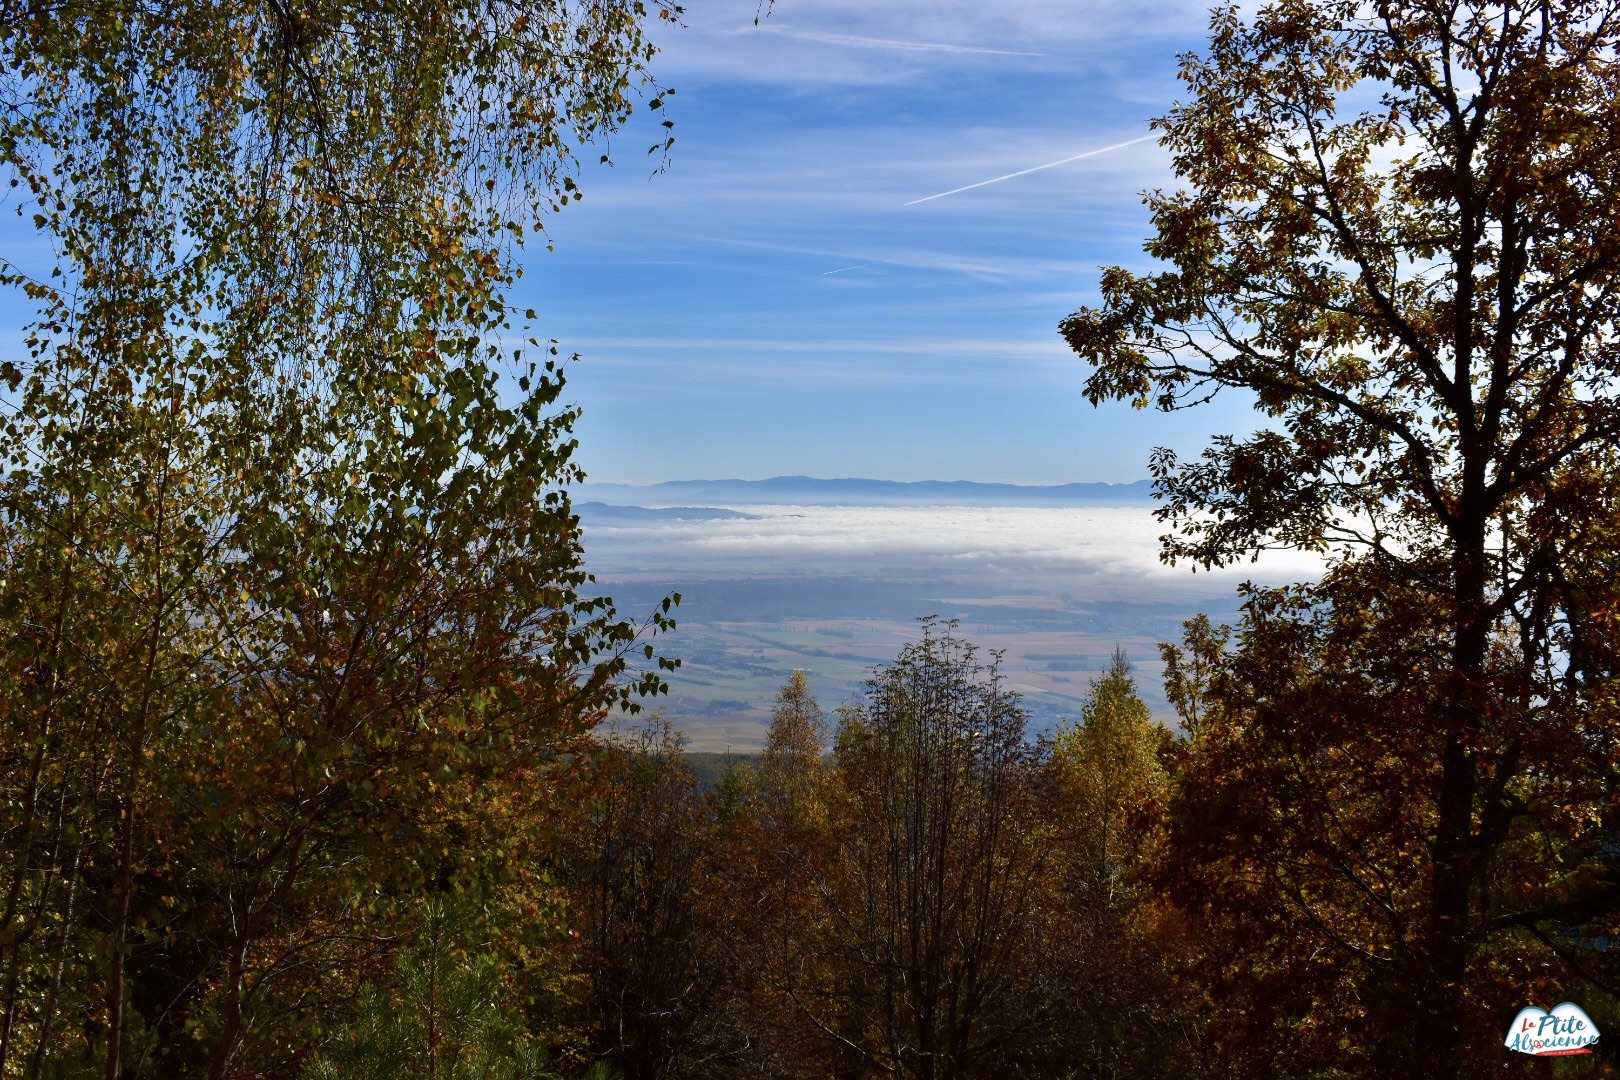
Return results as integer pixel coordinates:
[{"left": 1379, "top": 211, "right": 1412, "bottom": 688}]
[
  {"left": 579, "top": 504, "right": 1327, "bottom": 601},
  {"left": 574, "top": 503, "right": 1330, "bottom": 749}
]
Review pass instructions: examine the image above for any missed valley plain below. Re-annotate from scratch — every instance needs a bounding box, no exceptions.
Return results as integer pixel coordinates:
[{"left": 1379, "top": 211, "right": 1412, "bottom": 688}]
[{"left": 577, "top": 479, "right": 1327, "bottom": 751}]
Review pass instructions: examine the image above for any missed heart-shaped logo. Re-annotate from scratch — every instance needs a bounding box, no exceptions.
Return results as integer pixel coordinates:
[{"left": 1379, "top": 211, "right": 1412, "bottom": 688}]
[{"left": 1505, "top": 1001, "right": 1600, "bottom": 1056}]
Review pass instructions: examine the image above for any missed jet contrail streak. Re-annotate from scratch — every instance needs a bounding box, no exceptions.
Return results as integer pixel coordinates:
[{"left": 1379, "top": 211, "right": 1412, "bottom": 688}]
[
  {"left": 822, "top": 263, "right": 878, "bottom": 275},
  {"left": 904, "top": 134, "right": 1157, "bottom": 206}
]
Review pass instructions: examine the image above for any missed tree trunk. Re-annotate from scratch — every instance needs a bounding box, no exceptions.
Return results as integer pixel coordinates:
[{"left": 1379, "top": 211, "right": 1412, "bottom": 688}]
[
  {"left": 1423, "top": 524, "right": 1492, "bottom": 1074},
  {"left": 103, "top": 793, "right": 138, "bottom": 1080}
]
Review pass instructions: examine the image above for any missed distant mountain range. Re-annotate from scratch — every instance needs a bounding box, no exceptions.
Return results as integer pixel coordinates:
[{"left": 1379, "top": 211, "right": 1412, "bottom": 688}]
[{"left": 573, "top": 476, "right": 1156, "bottom": 508}]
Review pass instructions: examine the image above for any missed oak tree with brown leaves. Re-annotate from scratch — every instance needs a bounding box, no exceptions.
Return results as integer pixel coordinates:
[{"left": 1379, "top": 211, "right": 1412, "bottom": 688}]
[{"left": 1064, "top": 0, "right": 1620, "bottom": 1072}]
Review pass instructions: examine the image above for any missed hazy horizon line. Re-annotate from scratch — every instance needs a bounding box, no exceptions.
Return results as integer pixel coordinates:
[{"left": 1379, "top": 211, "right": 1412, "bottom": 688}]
[{"left": 574, "top": 474, "right": 1154, "bottom": 488}]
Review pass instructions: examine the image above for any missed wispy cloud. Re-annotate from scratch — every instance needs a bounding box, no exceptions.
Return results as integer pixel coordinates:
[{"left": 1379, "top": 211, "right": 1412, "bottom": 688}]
[
  {"left": 579, "top": 504, "right": 1327, "bottom": 598},
  {"left": 757, "top": 25, "right": 1045, "bottom": 57},
  {"left": 567, "top": 334, "right": 1073, "bottom": 359},
  {"left": 650, "top": 0, "right": 1215, "bottom": 88},
  {"left": 905, "top": 134, "right": 1158, "bottom": 205},
  {"left": 685, "top": 234, "right": 1097, "bottom": 283}
]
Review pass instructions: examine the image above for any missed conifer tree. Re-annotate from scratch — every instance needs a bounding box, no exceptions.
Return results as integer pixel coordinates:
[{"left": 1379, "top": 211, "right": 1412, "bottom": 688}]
[
  {"left": 759, "top": 670, "right": 826, "bottom": 826},
  {"left": 1044, "top": 651, "right": 1184, "bottom": 1078}
]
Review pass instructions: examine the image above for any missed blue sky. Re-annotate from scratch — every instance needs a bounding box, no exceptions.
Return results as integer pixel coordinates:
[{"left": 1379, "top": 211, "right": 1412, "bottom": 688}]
[
  {"left": 522, "top": 0, "right": 1264, "bottom": 486},
  {"left": 0, "top": 0, "right": 1266, "bottom": 488}
]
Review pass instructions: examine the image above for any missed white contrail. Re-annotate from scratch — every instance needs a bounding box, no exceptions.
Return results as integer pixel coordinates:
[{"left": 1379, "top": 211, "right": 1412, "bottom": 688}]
[
  {"left": 904, "top": 134, "right": 1157, "bottom": 206},
  {"left": 822, "top": 263, "right": 878, "bottom": 275}
]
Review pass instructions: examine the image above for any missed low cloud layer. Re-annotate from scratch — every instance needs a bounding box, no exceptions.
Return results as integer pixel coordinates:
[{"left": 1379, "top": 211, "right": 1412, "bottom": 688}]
[{"left": 582, "top": 504, "right": 1326, "bottom": 601}]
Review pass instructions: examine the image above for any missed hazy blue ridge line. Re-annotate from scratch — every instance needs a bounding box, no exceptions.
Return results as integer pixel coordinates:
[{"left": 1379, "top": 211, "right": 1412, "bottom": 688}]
[{"left": 572, "top": 476, "right": 1155, "bottom": 507}]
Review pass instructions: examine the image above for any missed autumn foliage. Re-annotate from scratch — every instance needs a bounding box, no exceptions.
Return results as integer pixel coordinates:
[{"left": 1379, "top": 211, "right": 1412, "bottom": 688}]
[
  {"left": 1064, "top": 0, "right": 1620, "bottom": 1073},
  {"left": 0, "top": 0, "right": 678, "bottom": 1075},
  {"left": 5, "top": 0, "right": 1620, "bottom": 1076}
]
